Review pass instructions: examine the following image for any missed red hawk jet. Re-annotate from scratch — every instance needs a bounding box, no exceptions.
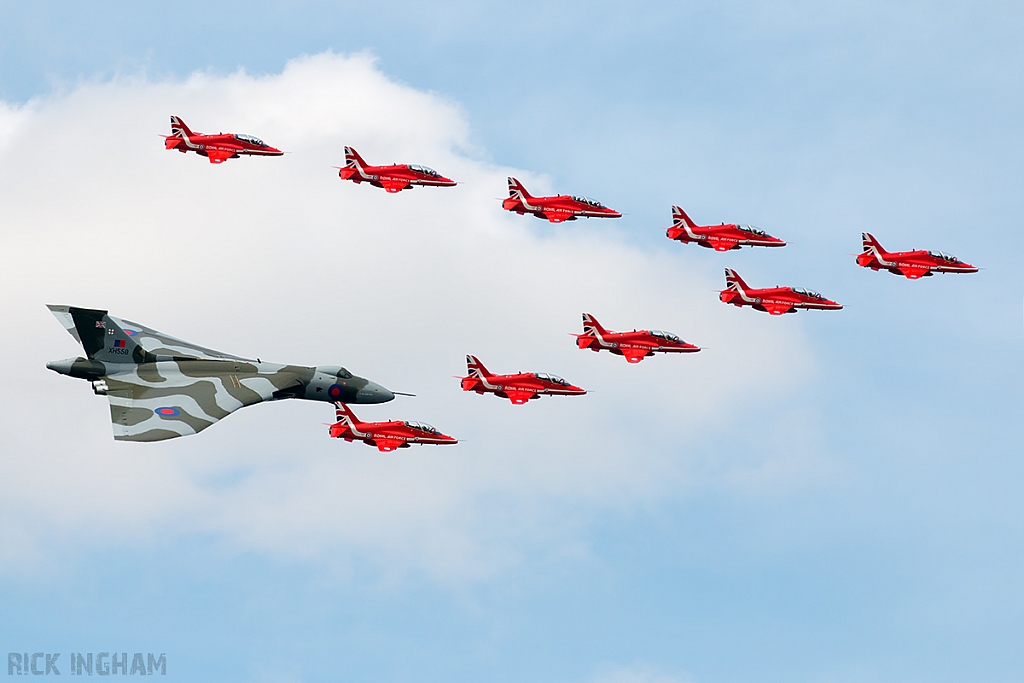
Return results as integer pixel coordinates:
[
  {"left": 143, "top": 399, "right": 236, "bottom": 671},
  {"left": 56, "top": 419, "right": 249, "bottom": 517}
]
[
  {"left": 329, "top": 402, "right": 457, "bottom": 452},
  {"left": 574, "top": 313, "right": 700, "bottom": 363},
  {"left": 720, "top": 268, "right": 843, "bottom": 315},
  {"left": 502, "top": 177, "right": 622, "bottom": 223},
  {"left": 666, "top": 206, "right": 786, "bottom": 251},
  {"left": 338, "top": 146, "right": 457, "bottom": 192},
  {"left": 459, "top": 355, "right": 586, "bottom": 404},
  {"left": 856, "top": 232, "right": 978, "bottom": 279},
  {"left": 163, "top": 116, "right": 283, "bottom": 164}
]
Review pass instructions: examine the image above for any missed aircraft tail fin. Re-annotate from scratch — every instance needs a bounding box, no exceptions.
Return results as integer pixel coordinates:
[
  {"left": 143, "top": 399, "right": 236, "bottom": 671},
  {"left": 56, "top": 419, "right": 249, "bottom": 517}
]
[
  {"left": 466, "top": 355, "right": 493, "bottom": 379},
  {"left": 169, "top": 115, "right": 194, "bottom": 138},
  {"left": 581, "top": 313, "right": 609, "bottom": 336},
  {"left": 507, "top": 177, "right": 533, "bottom": 200},
  {"left": 345, "top": 146, "right": 368, "bottom": 170},
  {"left": 46, "top": 305, "right": 150, "bottom": 364},
  {"left": 334, "top": 401, "right": 358, "bottom": 426},
  {"left": 862, "top": 232, "right": 886, "bottom": 255},
  {"left": 723, "top": 268, "right": 750, "bottom": 292},
  {"left": 671, "top": 206, "right": 697, "bottom": 228}
]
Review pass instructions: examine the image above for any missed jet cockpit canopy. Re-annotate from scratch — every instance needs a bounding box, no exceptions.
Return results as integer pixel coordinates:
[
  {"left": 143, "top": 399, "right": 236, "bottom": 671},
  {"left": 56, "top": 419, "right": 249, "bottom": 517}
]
[
  {"left": 535, "top": 372, "right": 568, "bottom": 385},
  {"left": 740, "top": 225, "right": 767, "bottom": 236},
  {"left": 572, "top": 196, "right": 604, "bottom": 208},
  {"left": 928, "top": 250, "right": 960, "bottom": 262},
  {"left": 405, "top": 421, "right": 438, "bottom": 434},
  {"left": 234, "top": 133, "right": 265, "bottom": 146},
  {"left": 792, "top": 288, "right": 823, "bottom": 299},
  {"left": 649, "top": 330, "right": 682, "bottom": 343},
  {"left": 409, "top": 164, "right": 439, "bottom": 176}
]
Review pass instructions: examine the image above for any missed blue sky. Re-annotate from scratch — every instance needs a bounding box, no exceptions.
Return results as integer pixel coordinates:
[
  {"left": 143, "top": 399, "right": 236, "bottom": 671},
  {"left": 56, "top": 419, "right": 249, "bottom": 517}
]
[{"left": 1, "top": 2, "right": 1023, "bottom": 682}]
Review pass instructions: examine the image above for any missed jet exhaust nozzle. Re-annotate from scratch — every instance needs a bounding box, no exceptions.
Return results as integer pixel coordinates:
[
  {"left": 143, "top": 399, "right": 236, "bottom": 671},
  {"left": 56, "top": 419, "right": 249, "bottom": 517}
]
[{"left": 46, "top": 357, "right": 106, "bottom": 380}]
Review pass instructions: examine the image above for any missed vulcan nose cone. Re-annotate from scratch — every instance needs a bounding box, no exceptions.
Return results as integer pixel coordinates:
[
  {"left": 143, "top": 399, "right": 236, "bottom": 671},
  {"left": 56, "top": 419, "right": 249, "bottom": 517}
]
[
  {"left": 355, "top": 381, "right": 395, "bottom": 404},
  {"left": 46, "top": 358, "right": 76, "bottom": 375}
]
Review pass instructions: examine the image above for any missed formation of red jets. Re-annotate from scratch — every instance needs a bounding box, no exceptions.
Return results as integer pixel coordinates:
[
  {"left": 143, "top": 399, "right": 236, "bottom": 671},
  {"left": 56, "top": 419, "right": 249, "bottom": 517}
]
[{"left": 164, "top": 115, "right": 978, "bottom": 448}]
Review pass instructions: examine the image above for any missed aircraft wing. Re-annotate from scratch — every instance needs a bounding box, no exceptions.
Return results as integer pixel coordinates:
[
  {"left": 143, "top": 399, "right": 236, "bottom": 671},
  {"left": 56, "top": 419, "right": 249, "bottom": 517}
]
[
  {"left": 112, "top": 315, "right": 252, "bottom": 361},
  {"left": 374, "top": 437, "right": 406, "bottom": 452},
  {"left": 102, "top": 365, "right": 300, "bottom": 442},
  {"left": 505, "top": 389, "right": 536, "bottom": 405},
  {"left": 206, "top": 149, "right": 235, "bottom": 164},
  {"left": 621, "top": 347, "right": 651, "bottom": 363},
  {"left": 542, "top": 210, "right": 571, "bottom": 223},
  {"left": 381, "top": 180, "right": 410, "bottom": 193},
  {"left": 899, "top": 265, "right": 930, "bottom": 279},
  {"left": 765, "top": 303, "right": 794, "bottom": 316}
]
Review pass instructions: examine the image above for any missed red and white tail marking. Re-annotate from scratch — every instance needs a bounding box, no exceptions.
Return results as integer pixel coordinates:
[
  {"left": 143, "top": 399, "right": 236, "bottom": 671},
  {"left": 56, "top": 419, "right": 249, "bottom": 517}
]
[
  {"left": 581, "top": 312, "right": 609, "bottom": 337},
  {"left": 671, "top": 206, "right": 697, "bottom": 228},
  {"left": 862, "top": 232, "right": 885, "bottom": 256},
  {"left": 334, "top": 401, "right": 358, "bottom": 426},
  {"left": 344, "top": 146, "right": 368, "bottom": 170},
  {"left": 724, "top": 268, "right": 750, "bottom": 292},
  {"left": 466, "top": 355, "right": 492, "bottom": 379},
  {"left": 169, "top": 115, "right": 194, "bottom": 139},
  {"left": 507, "top": 177, "right": 532, "bottom": 200}
]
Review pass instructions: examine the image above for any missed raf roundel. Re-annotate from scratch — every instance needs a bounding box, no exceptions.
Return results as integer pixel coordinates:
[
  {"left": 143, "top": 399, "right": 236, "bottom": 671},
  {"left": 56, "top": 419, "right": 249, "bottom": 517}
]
[
  {"left": 328, "top": 384, "right": 344, "bottom": 400},
  {"left": 123, "top": 329, "right": 138, "bottom": 337},
  {"left": 155, "top": 407, "right": 181, "bottom": 418}
]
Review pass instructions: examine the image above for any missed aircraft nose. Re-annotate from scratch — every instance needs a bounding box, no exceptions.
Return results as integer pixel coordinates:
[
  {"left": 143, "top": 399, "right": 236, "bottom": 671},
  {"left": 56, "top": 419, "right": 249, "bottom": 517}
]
[
  {"left": 46, "top": 358, "right": 75, "bottom": 375},
  {"left": 355, "top": 381, "right": 395, "bottom": 404}
]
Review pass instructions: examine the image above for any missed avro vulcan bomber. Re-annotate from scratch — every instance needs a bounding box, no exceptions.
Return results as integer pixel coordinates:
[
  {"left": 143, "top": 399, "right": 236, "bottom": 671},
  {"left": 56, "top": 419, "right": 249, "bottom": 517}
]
[{"left": 46, "top": 306, "right": 394, "bottom": 442}]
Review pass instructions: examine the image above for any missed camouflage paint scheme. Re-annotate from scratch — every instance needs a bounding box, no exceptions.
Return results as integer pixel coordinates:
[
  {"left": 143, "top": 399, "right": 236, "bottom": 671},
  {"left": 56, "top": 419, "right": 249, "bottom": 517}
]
[{"left": 46, "top": 305, "right": 394, "bottom": 442}]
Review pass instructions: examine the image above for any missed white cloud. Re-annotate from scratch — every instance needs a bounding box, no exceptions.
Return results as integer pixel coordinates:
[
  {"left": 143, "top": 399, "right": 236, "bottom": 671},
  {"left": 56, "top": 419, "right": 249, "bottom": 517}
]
[{"left": 0, "top": 52, "right": 822, "bottom": 580}]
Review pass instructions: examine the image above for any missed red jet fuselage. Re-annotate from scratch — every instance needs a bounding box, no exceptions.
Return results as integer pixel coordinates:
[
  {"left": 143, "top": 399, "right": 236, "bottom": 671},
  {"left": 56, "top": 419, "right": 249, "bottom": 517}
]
[
  {"left": 575, "top": 313, "right": 700, "bottom": 363},
  {"left": 163, "top": 116, "right": 282, "bottom": 164},
  {"left": 502, "top": 177, "right": 621, "bottom": 223},
  {"left": 856, "top": 233, "right": 977, "bottom": 279},
  {"left": 329, "top": 402, "right": 457, "bottom": 452},
  {"left": 719, "top": 268, "right": 843, "bottom": 315},
  {"left": 338, "top": 146, "right": 456, "bottom": 193},
  {"left": 459, "top": 355, "right": 586, "bottom": 404},
  {"left": 666, "top": 206, "right": 785, "bottom": 251}
]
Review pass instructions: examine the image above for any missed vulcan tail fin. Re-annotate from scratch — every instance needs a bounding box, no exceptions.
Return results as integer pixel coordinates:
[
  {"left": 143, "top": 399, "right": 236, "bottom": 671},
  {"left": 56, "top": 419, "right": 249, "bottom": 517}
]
[
  {"left": 581, "top": 313, "right": 610, "bottom": 337},
  {"left": 507, "top": 177, "right": 533, "bottom": 200},
  {"left": 169, "top": 115, "right": 194, "bottom": 139},
  {"left": 466, "top": 355, "right": 493, "bottom": 379},
  {"left": 671, "top": 206, "right": 697, "bottom": 228},
  {"left": 46, "top": 305, "right": 150, "bottom": 364},
  {"left": 334, "top": 401, "right": 358, "bottom": 426},
  {"left": 862, "top": 232, "right": 886, "bottom": 256},
  {"left": 345, "top": 146, "right": 368, "bottom": 170},
  {"left": 723, "top": 268, "right": 750, "bottom": 292}
]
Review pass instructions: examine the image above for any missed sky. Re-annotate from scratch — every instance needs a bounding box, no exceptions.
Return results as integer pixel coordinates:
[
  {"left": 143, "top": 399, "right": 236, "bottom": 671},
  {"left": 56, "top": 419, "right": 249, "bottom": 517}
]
[{"left": 1, "top": 2, "right": 1023, "bottom": 682}]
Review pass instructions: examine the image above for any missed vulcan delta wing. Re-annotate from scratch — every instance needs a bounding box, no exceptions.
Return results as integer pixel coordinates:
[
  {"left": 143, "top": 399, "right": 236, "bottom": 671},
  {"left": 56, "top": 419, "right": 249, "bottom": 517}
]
[{"left": 46, "top": 306, "right": 394, "bottom": 442}]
